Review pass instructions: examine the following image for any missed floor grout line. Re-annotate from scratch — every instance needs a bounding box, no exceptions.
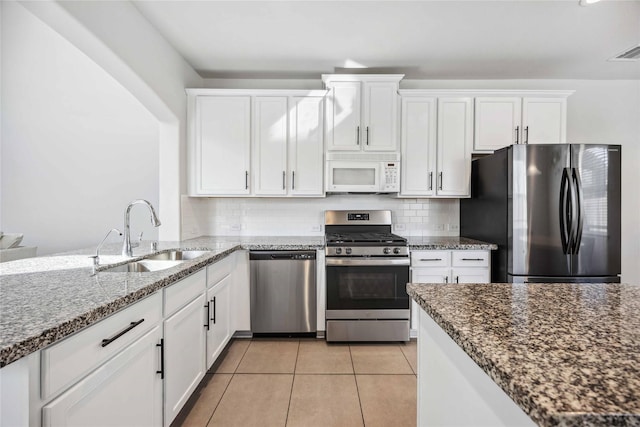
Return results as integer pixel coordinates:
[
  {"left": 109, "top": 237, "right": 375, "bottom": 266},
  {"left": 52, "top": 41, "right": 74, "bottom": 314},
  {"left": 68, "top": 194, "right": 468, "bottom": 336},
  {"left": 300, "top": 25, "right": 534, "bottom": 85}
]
[
  {"left": 284, "top": 339, "right": 300, "bottom": 427},
  {"left": 349, "top": 345, "right": 367, "bottom": 426}
]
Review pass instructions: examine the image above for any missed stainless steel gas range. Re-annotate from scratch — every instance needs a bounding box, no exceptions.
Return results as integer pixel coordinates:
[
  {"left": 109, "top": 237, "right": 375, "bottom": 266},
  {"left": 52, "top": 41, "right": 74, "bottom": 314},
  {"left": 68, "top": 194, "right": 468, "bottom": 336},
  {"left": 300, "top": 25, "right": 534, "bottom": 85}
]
[{"left": 324, "top": 210, "right": 410, "bottom": 342}]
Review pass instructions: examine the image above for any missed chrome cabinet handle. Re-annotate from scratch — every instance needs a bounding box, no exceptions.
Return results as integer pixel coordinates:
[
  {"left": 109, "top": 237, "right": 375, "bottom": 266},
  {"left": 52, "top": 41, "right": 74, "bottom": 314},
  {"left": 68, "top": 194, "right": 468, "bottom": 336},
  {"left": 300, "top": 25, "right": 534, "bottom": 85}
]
[
  {"left": 356, "top": 126, "right": 360, "bottom": 145},
  {"left": 366, "top": 126, "right": 370, "bottom": 145},
  {"left": 245, "top": 171, "right": 249, "bottom": 190},
  {"left": 524, "top": 126, "right": 529, "bottom": 144},
  {"left": 292, "top": 171, "right": 295, "bottom": 190},
  {"left": 429, "top": 172, "right": 433, "bottom": 191},
  {"left": 419, "top": 258, "right": 442, "bottom": 261},
  {"left": 282, "top": 171, "right": 286, "bottom": 190},
  {"left": 515, "top": 126, "right": 520, "bottom": 144},
  {"left": 461, "top": 258, "right": 485, "bottom": 261},
  {"left": 439, "top": 172, "right": 443, "bottom": 190},
  {"left": 101, "top": 319, "right": 144, "bottom": 347}
]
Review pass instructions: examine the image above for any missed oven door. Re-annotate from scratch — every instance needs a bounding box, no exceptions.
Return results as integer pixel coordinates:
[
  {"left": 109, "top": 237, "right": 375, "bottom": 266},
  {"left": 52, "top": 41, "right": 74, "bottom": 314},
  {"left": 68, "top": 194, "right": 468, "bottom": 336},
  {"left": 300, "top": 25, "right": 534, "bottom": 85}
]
[{"left": 325, "top": 257, "right": 410, "bottom": 318}]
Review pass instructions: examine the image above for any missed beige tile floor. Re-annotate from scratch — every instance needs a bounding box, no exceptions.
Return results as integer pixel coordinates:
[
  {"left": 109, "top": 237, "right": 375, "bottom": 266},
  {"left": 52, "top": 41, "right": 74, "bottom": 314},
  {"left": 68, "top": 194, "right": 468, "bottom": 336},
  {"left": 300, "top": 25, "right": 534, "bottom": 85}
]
[{"left": 174, "top": 338, "right": 417, "bottom": 427}]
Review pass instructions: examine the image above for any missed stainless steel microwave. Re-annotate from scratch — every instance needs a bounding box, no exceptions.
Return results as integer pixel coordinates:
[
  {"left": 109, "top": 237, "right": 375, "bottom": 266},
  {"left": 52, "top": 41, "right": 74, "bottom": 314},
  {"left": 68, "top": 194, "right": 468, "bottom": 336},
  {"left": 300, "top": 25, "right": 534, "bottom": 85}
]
[{"left": 325, "top": 153, "right": 400, "bottom": 193}]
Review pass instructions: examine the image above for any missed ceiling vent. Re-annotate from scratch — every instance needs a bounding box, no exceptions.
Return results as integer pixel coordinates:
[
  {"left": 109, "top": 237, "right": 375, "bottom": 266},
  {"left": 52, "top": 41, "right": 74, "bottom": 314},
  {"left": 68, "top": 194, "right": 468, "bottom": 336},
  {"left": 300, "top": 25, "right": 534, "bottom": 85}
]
[{"left": 609, "top": 44, "right": 640, "bottom": 61}]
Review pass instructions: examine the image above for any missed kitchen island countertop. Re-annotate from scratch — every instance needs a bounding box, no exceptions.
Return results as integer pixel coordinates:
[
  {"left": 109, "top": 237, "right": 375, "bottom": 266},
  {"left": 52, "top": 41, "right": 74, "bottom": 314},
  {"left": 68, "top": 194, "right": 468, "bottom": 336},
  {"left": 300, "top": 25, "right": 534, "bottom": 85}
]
[
  {"left": 407, "top": 282, "right": 640, "bottom": 426},
  {"left": 0, "top": 236, "right": 323, "bottom": 368}
]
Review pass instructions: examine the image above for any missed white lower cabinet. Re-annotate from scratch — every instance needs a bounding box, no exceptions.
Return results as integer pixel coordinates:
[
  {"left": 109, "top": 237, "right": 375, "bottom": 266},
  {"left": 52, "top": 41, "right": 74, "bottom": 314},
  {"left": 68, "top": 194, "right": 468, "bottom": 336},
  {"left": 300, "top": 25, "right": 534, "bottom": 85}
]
[
  {"left": 206, "top": 275, "right": 232, "bottom": 368},
  {"left": 163, "top": 293, "right": 206, "bottom": 426},
  {"left": 6, "top": 253, "right": 253, "bottom": 427},
  {"left": 410, "top": 250, "right": 490, "bottom": 334},
  {"left": 42, "top": 325, "right": 163, "bottom": 427}
]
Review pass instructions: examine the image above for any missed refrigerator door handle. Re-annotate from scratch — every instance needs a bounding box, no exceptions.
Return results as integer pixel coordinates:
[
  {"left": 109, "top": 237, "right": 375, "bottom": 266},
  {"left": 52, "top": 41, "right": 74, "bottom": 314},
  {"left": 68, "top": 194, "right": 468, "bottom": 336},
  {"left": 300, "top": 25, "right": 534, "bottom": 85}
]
[
  {"left": 571, "top": 167, "right": 584, "bottom": 254},
  {"left": 559, "top": 167, "right": 572, "bottom": 254}
]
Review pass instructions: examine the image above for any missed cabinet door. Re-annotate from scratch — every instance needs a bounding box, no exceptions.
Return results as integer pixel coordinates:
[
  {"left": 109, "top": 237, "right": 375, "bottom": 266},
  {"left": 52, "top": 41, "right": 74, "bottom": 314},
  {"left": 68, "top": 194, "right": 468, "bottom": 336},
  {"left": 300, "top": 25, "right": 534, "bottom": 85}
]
[
  {"left": 474, "top": 97, "right": 522, "bottom": 152},
  {"left": 436, "top": 97, "right": 473, "bottom": 197},
  {"left": 400, "top": 97, "right": 437, "bottom": 196},
  {"left": 194, "top": 96, "right": 251, "bottom": 195},
  {"left": 325, "top": 81, "right": 361, "bottom": 151},
  {"left": 164, "top": 294, "right": 206, "bottom": 426},
  {"left": 253, "top": 96, "right": 288, "bottom": 195},
  {"left": 42, "top": 326, "right": 162, "bottom": 427},
  {"left": 363, "top": 81, "right": 399, "bottom": 151},
  {"left": 411, "top": 267, "right": 450, "bottom": 284},
  {"left": 451, "top": 268, "right": 490, "bottom": 284},
  {"left": 289, "top": 96, "right": 325, "bottom": 196},
  {"left": 206, "top": 275, "right": 232, "bottom": 369},
  {"left": 522, "top": 97, "right": 567, "bottom": 144}
]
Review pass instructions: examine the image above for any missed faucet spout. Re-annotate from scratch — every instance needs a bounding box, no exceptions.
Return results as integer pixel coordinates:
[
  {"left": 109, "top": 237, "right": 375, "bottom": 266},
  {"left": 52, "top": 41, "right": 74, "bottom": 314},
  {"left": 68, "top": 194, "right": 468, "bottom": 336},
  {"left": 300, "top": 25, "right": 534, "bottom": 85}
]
[{"left": 122, "top": 199, "right": 161, "bottom": 257}]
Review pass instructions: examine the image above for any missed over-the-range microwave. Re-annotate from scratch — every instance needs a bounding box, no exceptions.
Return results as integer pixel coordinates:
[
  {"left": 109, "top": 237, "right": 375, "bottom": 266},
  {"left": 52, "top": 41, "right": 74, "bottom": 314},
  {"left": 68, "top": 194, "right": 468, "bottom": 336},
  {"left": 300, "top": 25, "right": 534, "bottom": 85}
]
[{"left": 325, "top": 152, "right": 400, "bottom": 193}]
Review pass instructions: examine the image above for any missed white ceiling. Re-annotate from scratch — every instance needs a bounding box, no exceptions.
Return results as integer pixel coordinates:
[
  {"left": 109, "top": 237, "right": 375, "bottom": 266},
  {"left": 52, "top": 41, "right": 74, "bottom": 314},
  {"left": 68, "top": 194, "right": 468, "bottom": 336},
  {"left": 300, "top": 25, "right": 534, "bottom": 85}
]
[{"left": 133, "top": 0, "right": 640, "bottom": 80}]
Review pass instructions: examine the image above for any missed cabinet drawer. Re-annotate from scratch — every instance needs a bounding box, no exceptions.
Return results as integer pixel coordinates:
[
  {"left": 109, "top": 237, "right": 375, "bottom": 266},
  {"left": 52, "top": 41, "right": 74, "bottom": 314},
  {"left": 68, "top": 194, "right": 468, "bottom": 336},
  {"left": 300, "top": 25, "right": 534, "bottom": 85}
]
[
  {"left": 207, "top": 254, "right": 233, "bottom": 288},
  {"left": 41, "top": 292, "right": 162, "bottom": 400},
  {"left": 411, "top": 251, "right": 450, "bottom": 267},
  {"left": 164, "top": 269, "right": 206, "bottom": 317},
  {"left": 451, "top": 251, "right": 489, "bottom": 267}
]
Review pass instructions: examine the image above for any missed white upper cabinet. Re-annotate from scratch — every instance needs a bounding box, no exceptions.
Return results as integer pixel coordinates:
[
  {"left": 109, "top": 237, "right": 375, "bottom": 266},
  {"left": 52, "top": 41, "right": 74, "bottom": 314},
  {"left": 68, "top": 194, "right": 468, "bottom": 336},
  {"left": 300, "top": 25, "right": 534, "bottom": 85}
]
[
  {"left": 437, "top": 97, "right": 473, "bottom": 197},
  {"left": 289, "top": 96, "right": 325, "bottom": 196},
  {"left": 188, "top": 95, "right": 251, "bottom": 196},
  {"left": 522, "top": 97, "right": 568, "bottom": 144},
  {"left": 323, "top": 75, "right": 403, "bottom": 152},
  {"left": 399, "top": 93, "right": 473, "bottom": 198},
  {"left": 400, "top": 96, "right": 437, "bottom": 197},
  {"left": 253, "top": 96, "right": 288, "bottom": 195},
  {"left": 187, "top": 89, "right": 326, "bottom": 197},
  {"left": 474, "top": 91, "right": 572, "bottom": 152}
]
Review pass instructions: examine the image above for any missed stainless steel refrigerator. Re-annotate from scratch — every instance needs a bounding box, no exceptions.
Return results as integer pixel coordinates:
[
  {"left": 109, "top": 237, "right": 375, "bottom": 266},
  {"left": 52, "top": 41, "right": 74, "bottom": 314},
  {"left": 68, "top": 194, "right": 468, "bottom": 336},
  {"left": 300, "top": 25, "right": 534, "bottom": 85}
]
[{"left": 461, "top": 144, "right": 621, "bottom": 283}]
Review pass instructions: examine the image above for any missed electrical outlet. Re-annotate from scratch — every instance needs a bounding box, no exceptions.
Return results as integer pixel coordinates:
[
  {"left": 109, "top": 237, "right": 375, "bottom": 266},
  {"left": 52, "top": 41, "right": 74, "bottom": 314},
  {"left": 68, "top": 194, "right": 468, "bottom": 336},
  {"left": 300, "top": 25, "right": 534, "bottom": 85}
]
[
  {"left": 230, "top": 224, "right": 241, "bottom": 231},
  {"left": 448, "top": 224, "right": 460, "bottom": 231},
  {"left": 311, "top": 225, "right": 322, "bottom": 232},
  {"left": 435, "top": 224, "right": 445, "bottom": 231},
  {"left": 394, "top": 224, "right": 406, "bottom": 232}
]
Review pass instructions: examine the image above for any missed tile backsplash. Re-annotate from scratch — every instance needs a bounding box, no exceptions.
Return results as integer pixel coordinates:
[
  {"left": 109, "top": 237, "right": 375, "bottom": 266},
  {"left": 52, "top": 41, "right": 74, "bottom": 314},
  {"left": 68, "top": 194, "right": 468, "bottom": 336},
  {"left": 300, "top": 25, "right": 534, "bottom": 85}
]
[{"left": 181, "top": 195, "right": 459, "bottom": 239}]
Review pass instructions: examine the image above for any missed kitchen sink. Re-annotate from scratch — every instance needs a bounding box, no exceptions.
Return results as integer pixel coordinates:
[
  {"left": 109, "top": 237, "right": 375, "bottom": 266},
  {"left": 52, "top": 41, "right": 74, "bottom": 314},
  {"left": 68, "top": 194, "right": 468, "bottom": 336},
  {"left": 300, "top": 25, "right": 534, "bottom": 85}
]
[
  {"left": 143, "top": 250, "right": 211, "bottom": 261},
  {"left": 100, "top": 260, "right": 184, "bottom": 273}
]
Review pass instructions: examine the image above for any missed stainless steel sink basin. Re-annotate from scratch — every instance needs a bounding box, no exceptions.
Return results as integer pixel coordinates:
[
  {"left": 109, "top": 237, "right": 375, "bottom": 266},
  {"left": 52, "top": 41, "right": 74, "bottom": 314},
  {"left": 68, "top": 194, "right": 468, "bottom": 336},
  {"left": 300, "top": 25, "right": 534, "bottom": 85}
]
[
  {"left": 101, "top": 260, "right": 184, "bottom": 273},
  {"left": 144, "top": 250, "right": 211, "bottom": 261}
]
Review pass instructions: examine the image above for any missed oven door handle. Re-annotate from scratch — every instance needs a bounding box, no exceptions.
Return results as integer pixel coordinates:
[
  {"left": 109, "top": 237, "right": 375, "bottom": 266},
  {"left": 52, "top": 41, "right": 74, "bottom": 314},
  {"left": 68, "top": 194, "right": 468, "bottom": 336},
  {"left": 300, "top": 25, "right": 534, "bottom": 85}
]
[{"left": 326, "top": 257, "right": 410, "bottom": 267}]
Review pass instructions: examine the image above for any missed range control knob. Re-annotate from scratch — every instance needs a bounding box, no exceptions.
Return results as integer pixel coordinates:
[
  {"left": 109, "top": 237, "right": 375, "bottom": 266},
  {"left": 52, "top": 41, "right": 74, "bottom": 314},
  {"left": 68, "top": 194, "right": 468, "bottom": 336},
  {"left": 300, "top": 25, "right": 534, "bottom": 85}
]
[
  {"left": 393, "top": 248, "right": 401, "bottom": 254},
  {"left": 335, "top": 248, "right": 342, "bottom": 255},
  {"left": 383, "top": 247, "right": 391, "bottom": 255},
  {"left": 345, "top": 248, "right": 352, "bottom": 255}
]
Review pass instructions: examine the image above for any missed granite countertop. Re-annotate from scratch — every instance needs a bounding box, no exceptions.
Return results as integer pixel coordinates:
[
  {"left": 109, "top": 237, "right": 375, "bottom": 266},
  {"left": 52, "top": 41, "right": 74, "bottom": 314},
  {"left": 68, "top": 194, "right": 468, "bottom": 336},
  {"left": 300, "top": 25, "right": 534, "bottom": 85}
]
[
  {"left": 407, "top": 282, "right": 640, "bottom": 426},
  {"left": 0, "top": 236, "right": 324, "bottom": 368},
  {"left": 407, "top": 236, "right": 497, "bottom": 250}
]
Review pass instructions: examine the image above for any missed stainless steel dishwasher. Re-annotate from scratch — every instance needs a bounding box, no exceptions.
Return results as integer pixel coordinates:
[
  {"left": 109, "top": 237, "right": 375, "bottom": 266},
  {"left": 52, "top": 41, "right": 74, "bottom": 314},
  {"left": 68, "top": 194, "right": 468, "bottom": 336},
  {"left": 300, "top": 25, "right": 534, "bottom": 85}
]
[{"left": 250, "top": 251, "right": 316, "bottom": 336}]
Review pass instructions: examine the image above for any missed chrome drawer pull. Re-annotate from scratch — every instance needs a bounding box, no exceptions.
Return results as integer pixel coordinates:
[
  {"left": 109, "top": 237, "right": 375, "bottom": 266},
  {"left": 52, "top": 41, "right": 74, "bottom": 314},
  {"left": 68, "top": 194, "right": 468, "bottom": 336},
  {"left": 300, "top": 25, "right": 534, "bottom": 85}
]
[
  {"left": 419, "top": 258, "right": 442, "bottom": 261},
  {"left": 461, "top": 258, "right": 485, "bottom": 261},
  {"left": 101, "top": 318, "right": 144, "bottom": 347}
]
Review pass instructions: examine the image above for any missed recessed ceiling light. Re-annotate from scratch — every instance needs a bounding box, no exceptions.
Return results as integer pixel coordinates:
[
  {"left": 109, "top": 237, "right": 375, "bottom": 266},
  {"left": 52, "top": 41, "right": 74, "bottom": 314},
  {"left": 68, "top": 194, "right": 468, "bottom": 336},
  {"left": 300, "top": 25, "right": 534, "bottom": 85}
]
[
  {"left": 609, "top": 44, "right": 640, "bottom": 62},
  {"left": 579, "top": 0, "right": 601, "bottom": 5}
]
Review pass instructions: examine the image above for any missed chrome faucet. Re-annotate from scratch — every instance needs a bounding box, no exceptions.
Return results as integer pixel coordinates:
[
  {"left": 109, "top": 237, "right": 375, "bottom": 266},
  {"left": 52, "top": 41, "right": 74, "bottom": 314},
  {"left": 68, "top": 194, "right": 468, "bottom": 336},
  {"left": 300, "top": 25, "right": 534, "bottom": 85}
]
[
  {"left": 122, "top": 199, "right": 161, "bottom": 257},
  {"left": 91, "top": 228, "right": 122, "bottom": 274}
]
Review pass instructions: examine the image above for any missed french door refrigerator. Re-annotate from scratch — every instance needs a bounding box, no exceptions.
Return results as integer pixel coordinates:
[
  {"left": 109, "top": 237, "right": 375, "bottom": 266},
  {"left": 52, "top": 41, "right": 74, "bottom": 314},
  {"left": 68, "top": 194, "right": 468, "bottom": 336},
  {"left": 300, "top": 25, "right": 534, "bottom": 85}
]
[{"left": 461, "top": 144, "right": 621, "bottom": 283}]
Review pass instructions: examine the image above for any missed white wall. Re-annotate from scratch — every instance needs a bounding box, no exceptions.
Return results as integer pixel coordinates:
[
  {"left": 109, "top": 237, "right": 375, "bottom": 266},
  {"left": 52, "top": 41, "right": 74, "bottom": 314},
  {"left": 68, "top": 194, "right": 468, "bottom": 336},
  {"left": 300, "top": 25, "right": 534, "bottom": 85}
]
[
  {"left": 0, "top": 1, "right": 160, "bottom": 255},
  {"left": 19, "top": 0, "right": 204, "bottom": 240}
]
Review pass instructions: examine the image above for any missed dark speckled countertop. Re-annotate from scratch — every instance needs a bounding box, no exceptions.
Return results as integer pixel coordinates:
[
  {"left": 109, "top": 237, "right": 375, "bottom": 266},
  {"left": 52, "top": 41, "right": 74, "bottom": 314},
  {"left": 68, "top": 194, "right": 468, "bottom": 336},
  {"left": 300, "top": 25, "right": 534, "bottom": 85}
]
[
  {"left": 0, "top": 236, "right": 324, "bottom": 368},
  {"left": 407, "top": 282, "right": 640, "bottom": 426}
]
